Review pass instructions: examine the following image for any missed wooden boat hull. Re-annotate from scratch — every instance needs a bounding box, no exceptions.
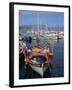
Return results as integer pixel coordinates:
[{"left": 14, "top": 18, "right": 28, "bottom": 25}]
[
  {"left": 28, "top": 54, "right": 50, "bottom": 77},
  {"left": 30, "top": 64, "right": 48, "bottom": 77},
  {"left": 26, "top": 49, "right": 53, "bottom": 77}
]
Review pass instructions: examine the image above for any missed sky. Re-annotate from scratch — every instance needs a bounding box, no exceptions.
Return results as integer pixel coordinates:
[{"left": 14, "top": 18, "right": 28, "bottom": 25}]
[{"left": 19, "top": 10, "right": 64, "bottom": 27}]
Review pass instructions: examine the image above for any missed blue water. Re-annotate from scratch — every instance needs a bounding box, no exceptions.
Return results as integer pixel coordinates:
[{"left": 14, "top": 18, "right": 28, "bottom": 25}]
[{"left": 51, "top": 39, "right": 64, "bottom": 77}]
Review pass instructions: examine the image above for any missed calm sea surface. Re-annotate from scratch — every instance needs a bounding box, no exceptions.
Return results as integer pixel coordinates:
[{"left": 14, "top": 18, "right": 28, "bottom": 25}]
[{"left": 19, "top": 38, "right": 64, "bottom": 79}]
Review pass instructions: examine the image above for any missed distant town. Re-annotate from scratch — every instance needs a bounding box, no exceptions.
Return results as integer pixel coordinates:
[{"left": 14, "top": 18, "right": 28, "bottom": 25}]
[{"left": 19, "top": 25, "right": 64, "bottom": 35}]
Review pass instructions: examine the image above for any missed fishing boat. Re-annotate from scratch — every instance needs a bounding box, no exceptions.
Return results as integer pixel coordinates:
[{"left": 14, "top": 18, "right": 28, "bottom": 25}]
[{"left": 26, "top": 47, "right": 53, "bottom": 77}]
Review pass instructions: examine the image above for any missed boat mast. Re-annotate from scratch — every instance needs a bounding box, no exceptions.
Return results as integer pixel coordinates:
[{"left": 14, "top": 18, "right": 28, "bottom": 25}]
[
  {"left": 37, "top": 13, "right": 39, "bottom": 33},
  {"left": 46, "top": 24, "right": 48, "bottom": 33}
]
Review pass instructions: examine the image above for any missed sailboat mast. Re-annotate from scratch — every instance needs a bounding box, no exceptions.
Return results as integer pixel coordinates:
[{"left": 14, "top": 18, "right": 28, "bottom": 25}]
[{"left": 37, "top": 13, "right": 39, "bottom": 32}]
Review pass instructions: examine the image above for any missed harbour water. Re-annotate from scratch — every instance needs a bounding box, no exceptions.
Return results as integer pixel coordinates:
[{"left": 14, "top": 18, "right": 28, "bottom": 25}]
[{"left": 19, "top": 38, "right": 64, "bottom": 79}]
